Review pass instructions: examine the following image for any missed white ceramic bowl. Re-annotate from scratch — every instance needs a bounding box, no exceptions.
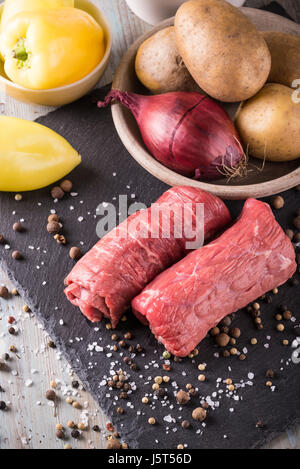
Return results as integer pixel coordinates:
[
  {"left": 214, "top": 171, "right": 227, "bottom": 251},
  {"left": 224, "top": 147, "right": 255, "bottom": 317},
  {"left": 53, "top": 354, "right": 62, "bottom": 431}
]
[
  {"left": 0, "top": 0, "right": 112, "bottom": 106},
  {"left": 125, "top": 0, "right": 246, "bottom": 25}
]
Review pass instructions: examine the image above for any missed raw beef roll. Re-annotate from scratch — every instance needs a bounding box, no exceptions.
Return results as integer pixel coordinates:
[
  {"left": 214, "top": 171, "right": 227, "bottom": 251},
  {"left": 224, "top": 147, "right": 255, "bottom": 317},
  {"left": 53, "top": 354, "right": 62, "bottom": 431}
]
[
  {"left": 132, "top": 199, "right": 297, "bottom": 356},
  {"left": 65, "top": 186, "right": 231, "bottom": 327}
]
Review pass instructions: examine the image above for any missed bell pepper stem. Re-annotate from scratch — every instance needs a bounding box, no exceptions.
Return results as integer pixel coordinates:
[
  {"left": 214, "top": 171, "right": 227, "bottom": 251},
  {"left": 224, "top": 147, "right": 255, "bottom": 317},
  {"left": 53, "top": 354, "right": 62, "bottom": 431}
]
[{"left": 13, "top": 39, "right": 28, "bottom": 62}]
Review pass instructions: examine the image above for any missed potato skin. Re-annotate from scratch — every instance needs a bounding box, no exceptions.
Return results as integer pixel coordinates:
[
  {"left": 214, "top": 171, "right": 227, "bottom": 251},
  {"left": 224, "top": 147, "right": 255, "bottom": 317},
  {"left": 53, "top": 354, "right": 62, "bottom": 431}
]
[
  {"left": 135, "top": 27, "right": 198, "bottom": 94},
  {"left": 263, "top": 31, "right": 300, "bottom": 87},
  {"left": 175, "top": 0, "right": 271, "bottom": 102},
  {"left": 235, "top": 84, "right": 300, "bottom": 162}
]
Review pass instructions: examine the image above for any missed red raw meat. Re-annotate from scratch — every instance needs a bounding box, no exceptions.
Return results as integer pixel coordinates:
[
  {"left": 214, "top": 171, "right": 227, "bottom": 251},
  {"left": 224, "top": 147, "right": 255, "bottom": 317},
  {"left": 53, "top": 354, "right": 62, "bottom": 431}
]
[
  {"left": 65, "top": 186, "right": 231, "bottom": 328},
  {"left": 132, "top": 199, "right": 297, "bottom": 357}
]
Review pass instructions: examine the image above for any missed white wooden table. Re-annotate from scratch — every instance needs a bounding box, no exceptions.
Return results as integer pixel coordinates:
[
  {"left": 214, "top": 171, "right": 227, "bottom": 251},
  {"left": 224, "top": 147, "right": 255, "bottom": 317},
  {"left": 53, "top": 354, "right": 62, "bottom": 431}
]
[{"left": 0, "top": 0, "right": 299, "bottom": 450}]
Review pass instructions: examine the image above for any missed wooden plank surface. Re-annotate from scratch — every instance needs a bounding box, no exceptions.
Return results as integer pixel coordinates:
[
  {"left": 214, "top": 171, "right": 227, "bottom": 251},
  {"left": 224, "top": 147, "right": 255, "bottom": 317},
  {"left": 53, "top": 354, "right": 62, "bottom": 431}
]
[{"left": 0, "top": 0, "right": 299, "bottom": 450}]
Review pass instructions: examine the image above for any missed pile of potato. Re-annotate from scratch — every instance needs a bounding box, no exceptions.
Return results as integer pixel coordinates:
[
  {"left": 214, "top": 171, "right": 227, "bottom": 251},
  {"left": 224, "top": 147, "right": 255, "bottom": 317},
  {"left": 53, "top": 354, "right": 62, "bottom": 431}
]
[{"left": 135, "top": 0, "right": 300, "bottom": 162}]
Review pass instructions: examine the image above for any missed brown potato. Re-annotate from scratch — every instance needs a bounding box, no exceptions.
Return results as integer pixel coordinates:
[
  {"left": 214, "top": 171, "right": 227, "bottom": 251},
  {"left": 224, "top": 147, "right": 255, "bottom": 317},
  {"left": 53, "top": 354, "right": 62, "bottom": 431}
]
[
  {"left": 175, "top": 0, "right": 271, "bottom": 102},
  {"left": 135, "top": 26, "right": 199, "bottom": 94},
  {"left": 263, "top": 31, "right": 300, "bottom": 87},
  {"left": 235, "top": 84, "right": 300, "bottom": 162}
]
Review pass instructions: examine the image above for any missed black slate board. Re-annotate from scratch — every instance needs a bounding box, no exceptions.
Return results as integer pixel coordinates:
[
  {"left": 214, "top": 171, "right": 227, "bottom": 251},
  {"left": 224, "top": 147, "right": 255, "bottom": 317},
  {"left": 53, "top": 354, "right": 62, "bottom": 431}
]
[{"left": 0, "top": 84, "right": 299, "bottom": 449}]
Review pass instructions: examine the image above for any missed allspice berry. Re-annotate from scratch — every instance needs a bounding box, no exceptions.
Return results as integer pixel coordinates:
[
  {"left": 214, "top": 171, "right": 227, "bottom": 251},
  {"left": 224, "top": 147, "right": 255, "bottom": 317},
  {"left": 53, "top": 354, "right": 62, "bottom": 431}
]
[
  {"left": 215, "top": 333, "right": 230, "bottom": 347},
  {"left": 51, "top": 186, "right": 65, "bottom": 200},
  {"left": 106, "top": 438, "right": 121, "bottom": 450},
  {"left": 270, "top": 195, "right": 284, "bottom": 210},
  {"left": 45, "top": 390, "right": 56, "bottom": 404},
  {"left": 47, "top": 221, "right": 61, "bottom": 235},
  {"left": 60, "top": 180, "right": 73, "bottom": 193},
  {"left": 293, "top": 216, "right": 300, "bottom": 230},
  {"left": 0, "top": 286, "right": 9, "bottom": 298},
  {"left": 12, "top": 250, "right": 22, "bottom": 260},
  {"left": 13, "top": 222, "right": 23, "bottom": 232},
  {"left": 176, "top": 390, "right": 190, "bottom": 405},
  {"left": 230, "top": 327, "right": 241, "bottom": 339},
  {"left": 210, "top": 327, "right": 220, "bottom": 337},
  {"left": 69, "top": 247, "right": 82, "bottom": 260},
  {"left": 48, "top": 214, "right": 59, "bottom": 223},
  {"left": 192, "top": 407, "right": 207, "bottom": 422}
]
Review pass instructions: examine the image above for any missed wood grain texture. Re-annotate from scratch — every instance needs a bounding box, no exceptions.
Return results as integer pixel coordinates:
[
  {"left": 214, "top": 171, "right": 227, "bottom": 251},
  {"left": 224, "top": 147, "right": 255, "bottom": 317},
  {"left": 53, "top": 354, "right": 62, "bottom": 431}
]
[{"left": 0, "top": 0, "right": 299, "bottom": 449}]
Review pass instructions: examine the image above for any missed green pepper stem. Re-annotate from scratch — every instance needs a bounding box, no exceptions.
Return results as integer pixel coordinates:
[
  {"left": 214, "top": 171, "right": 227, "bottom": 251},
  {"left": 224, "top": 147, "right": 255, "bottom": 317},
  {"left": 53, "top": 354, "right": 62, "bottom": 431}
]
[{"left": 13, "top": 39, "right": 28, "bottom": 62}]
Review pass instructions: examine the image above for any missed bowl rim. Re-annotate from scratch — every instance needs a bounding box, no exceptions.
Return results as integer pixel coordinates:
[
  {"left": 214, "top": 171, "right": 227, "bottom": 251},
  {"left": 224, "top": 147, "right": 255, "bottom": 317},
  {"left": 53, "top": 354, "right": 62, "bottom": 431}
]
[
  {"left": 0, "top": 0, "right": 113, "bottom": 94},
  {"left": 111, "top": 8, "right": 300, "bottom": 200}
]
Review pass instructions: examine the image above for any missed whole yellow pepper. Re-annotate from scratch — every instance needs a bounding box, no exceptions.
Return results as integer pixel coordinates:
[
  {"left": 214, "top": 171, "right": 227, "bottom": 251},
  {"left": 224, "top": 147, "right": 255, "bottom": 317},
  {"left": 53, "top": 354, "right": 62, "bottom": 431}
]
[
  {"left": 1, "top": 0, "right": 74, "bottom": 31},
  {"left": 0, "top": 116, "right": 81, "bottom": 191},
  {"left": 1, "top": 8, "right": 105, "bottom": 90}
]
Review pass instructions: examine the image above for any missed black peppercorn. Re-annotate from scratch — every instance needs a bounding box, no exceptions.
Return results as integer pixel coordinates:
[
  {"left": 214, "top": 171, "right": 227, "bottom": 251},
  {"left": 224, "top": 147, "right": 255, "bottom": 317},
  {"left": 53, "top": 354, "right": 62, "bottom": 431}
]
[
  {"left": 0, "top": 401, "right": 7, "bottom": 410},
  {"left": 71, "top": 429, "right": 80, "bottom": 439},
  {"left": 92, "top": 425, "right": 100, "bottom": 432}
]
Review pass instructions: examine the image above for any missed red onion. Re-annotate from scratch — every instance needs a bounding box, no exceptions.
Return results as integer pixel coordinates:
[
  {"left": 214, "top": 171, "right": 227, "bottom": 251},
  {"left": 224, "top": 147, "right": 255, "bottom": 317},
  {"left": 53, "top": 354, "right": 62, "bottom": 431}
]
[{"left": 98, "top": 90, "right": 244, "bottom": 180}]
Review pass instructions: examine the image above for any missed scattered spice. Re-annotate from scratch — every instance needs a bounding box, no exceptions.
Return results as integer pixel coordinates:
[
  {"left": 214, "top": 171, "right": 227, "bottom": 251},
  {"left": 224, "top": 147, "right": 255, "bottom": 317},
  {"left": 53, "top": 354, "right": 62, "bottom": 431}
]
[
  {"left": 210, "top": 327, "right": 220, "bottom": 337},
  {"left": 47, "top": 221, "right": 61, "bottom": 235},
  {"left": 12, "top": 250, "right": 22, "bottom": 260},
  {"left": 69, "top": 246, "right": 82, "bottom": 260},
  {"left": 106, "top": 438, "right": 121, "bottom": 449},
  {"left": 0, "top": 286, "right": 9, "bottom": 298},
  {"left": 270, "top": 195, "right": 284, "bottom": 210},
  {"left": 148, "top": 417, "right": 156, "bottom": 425},
  {"left": 51, "top": 186, "right": 65, "bottom": 199},
  {"left": 13, "top": 222, "right": 23, "bottom": 232},
  {"left": 230, "top": 327, "right": 241, "bottom": 339},
  {"left": 48, "top": 214, "right": 59, "bottom": 223},
  {"left": 14, "top": 194, "right": 22, "bottom": 201},
  {"left": 181, "top": 420, "right": 190, "bottom": 429},
  {"left": 56, "top": 430, "right": 65, "bottom": 440},
  {"left": 0, "top": 401, "right": 7, "bottom": 410},
  {"left": 71, "top": 429, "right": 80, "bottom": 439},
  {"left": 176, "top": 390, "right": 190, "bottom": 405},
  {"left": 215, "top": 333, "right": 230, "bottom": 347},
  {"left": 192, "top": 407, "right": 207, "bottom": 422},
  {"left": 60, "top": 180, "right": 73, "bottom": 193}
]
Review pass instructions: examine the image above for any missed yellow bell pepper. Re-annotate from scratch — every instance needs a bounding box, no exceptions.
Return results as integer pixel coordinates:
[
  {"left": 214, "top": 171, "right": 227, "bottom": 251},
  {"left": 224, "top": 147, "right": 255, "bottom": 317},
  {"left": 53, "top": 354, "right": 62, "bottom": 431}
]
[
  {"left": 1, "top": 8, "right": 105, "bottom": 90},
  {"left": 1, "top": 0, "right": 74, "bottom": 32},
  {"left": 0, "top": 116, "right": 81, "bottom": 191}
]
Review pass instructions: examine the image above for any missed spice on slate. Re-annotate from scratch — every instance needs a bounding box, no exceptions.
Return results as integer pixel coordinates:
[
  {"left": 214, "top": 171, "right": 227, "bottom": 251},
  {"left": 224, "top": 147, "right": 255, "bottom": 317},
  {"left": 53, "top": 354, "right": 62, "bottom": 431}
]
[
  {"left": 8, "top": 327, "right": 16, "bottom": 335},
  {"left": 47, "top": 221, "right": 61, "bottom": 234},
  {"left": 210, "top": 327, "right": 220, "bottom": 336},
  {"left": 270, "top": 195, "right": 284, "bottom": 210},
  {"left": 192, "top": 407, "right": 207, "bottom": 422},
  {"left": 293, "top": 216, "right": 300, "bottom": 230},
  {"left": 0, "top": 234, "right": 5, "bottom": 244},
  {"left": 283, "top": 310, "right": 292, "bottom": 320},
  {"left": 181, "top": 420, "right": 190, "bottom": 429},
  {"left": 54, "top": 234, "right": 66, "bottom": 245},
  {"left": 12, "top": 250, "right": 22, "bottom": 260},
  {"left": 51, "top": 186, "right": 65, "bottom": 199},
  {"left": 176, "top": 390, "right": 190, "bottom": 405},
  {"left": 48, "top": 214, "right": 59, "bottom": 223},
  {"left": 148, "top": 417, "right": 156, "bottom": 425},
  {"left": 69, "top": 247, "right": 82, "bottom": 260},
  {"left": 92, "top": 425, "right": 100, "bottom": 432},
  {"left": 266, "top": 369, "right": 275, "bottom": 379},
  {"left": 106, "top": 438, "right": 121, "bottom": 449},
  {"left": 215, "top": 333, "right": 230, "bottom": 347},
  {"left": 13, "top": 222, "right": 23, "bottom": 233},
  {"left": 60, "top": 180, "right": 73, "bottom": 193},
  {"left": 230, "top": 327, "right": 241, "bottom": 339}
]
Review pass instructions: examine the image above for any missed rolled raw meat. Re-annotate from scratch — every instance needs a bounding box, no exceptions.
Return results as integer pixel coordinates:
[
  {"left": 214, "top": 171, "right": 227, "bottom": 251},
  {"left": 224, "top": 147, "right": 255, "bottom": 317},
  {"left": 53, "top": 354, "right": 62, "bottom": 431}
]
[
  {"left": 132, "top": 198, "right": 297, "bottom": 356},
  {"left": 65, "top": 186, "right": 231, "bottom": 327}
]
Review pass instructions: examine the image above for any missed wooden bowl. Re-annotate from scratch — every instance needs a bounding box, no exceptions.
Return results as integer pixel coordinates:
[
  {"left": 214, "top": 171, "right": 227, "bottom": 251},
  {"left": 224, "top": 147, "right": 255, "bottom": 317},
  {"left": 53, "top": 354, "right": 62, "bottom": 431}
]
[
  {"left": 0, "top": 0, "right": 112, "bottom": 107},
  {"left": 112, "top": 8, "right": 300, "bottom": 200}
]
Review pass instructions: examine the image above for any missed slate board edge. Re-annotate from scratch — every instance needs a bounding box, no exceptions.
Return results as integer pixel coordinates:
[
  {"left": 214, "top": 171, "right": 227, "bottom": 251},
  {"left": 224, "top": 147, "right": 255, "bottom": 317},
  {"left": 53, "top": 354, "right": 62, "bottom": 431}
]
[
  {"left": 2, "top": 229, "right": 300, "bottom": 449},
  {"left": 0, "top": 258, "right": 140, "bottom": 449}
]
